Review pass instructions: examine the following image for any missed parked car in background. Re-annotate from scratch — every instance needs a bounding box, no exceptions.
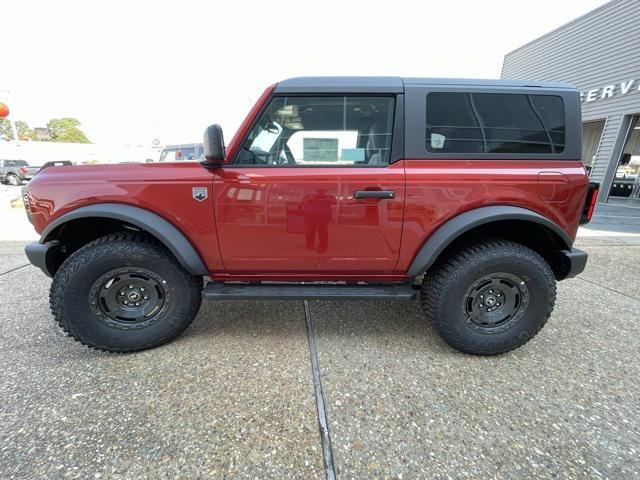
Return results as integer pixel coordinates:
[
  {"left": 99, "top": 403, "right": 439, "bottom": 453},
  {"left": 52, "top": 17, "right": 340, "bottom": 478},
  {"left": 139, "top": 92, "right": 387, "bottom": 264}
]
[
  {"left": 0, "top": 159, "right": 40, "bottom": 185},
  {"left": 610, "top": 177, "right": 635, "bottom": 197},
  {"left": 158, "top": 144, "right": 205, "bottom": 162}
]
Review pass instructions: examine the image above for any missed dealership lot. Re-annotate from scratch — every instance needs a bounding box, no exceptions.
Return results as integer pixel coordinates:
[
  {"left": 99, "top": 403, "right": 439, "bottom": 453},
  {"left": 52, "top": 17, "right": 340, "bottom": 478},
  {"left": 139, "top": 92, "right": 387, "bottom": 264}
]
[{"left": 1, "top": 193, "right": 639, "bottom": 478}]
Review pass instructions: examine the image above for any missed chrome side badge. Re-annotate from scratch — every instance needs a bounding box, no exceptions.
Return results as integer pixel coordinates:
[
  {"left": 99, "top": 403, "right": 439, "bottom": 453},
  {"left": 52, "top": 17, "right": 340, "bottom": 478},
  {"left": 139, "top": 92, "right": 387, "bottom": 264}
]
[{"left": 192, "top": 186, "right": 208, "bottom": 202}]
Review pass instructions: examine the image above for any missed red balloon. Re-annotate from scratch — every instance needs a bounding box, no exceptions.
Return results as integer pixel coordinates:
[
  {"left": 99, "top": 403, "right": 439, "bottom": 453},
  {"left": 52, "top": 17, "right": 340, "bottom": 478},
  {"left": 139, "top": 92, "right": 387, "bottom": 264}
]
[{"left": 0, "top": 102, "right": 9, "bottom": 118}]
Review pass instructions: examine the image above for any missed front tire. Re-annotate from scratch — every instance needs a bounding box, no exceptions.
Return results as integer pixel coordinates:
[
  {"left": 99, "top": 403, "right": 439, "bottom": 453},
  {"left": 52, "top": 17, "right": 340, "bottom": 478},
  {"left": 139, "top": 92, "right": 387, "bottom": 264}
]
[
  {"left": 50, "top": 233, "right": 202, "bottom": 352},
  {"left": 421, "top": 240, "right": 556, "bottom": 355}
]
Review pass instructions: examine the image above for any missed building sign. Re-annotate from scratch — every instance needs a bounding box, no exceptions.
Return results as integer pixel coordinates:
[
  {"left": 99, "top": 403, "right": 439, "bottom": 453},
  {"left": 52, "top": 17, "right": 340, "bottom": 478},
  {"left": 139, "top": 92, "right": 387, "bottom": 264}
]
[{"left": 580, "top": 79, "right": 640, "bottom": 103}]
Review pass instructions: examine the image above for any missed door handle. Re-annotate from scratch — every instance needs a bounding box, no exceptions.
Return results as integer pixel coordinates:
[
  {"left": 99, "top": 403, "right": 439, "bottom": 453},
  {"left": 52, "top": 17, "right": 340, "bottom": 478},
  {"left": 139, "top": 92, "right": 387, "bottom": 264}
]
[{"left": 353, "top": 190, "right": 396, "bottom": 199}]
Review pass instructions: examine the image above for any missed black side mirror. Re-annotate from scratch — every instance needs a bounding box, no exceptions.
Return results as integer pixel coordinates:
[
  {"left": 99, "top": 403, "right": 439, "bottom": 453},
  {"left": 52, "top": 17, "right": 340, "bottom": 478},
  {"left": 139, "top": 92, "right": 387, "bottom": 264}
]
[{"left": 202, "top": 124, "right": 226, "bottom": 168}]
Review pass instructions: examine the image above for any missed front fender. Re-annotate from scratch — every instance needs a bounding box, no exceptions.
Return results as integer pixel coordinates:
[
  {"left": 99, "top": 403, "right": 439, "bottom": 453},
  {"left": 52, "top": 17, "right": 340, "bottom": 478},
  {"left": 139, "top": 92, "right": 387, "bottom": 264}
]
[{"left": 40, "top": 203, "right": 208, "bottom": 275}]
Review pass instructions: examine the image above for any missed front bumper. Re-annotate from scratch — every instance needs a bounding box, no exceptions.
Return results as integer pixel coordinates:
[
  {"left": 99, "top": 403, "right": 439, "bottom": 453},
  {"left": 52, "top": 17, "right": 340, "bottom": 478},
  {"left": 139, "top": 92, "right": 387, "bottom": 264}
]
[
  {"left": 559, "top": 247, "right": 588, "bottom": 279},
  {"left": 25, "top": 241, "right": 61, "bottom": 277}
]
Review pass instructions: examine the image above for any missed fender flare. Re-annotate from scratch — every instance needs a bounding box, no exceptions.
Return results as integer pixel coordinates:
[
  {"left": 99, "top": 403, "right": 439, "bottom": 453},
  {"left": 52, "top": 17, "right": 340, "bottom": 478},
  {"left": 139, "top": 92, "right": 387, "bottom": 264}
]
[
  {"left": 41, "top": 203, "right": 208, "bottom": 275},
  {"left": 406, "top": 206, "right": 571, "bottom": 277}
]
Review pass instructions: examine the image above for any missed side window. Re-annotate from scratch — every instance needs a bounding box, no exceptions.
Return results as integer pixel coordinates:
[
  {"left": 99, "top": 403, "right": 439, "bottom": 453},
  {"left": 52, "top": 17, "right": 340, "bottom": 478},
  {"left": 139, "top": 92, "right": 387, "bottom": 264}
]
[
  {"left": 175, "top": 147, "right": 196, "bottom": 161},
  {"left": 235, "top": 96, "right": 395, "bottom": 166},
  {"left": 426, "top": 92, "right": 565, "bottom": 155},
  {"left": 426, "top": 93, "right": 483, "bottom": 153}
]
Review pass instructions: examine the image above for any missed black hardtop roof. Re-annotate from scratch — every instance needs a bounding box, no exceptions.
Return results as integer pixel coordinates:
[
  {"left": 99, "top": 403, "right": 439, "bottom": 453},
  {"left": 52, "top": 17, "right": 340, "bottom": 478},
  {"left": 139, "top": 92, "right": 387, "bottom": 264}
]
[{"left": 275, "top": 76, "right": 576, "bottom": 93}]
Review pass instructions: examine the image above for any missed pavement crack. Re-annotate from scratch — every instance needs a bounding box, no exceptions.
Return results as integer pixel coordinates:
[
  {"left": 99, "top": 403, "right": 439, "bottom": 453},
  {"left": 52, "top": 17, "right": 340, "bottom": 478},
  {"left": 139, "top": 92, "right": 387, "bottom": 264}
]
[
  {"left": 576, "top": 277, "right": 640, "bottom": 304},
  {"left": 304, "top": 300, "right": 337, "bottom": 480},
  {"left": 0, "top": 264, "right": 30, "bottom": 277}
]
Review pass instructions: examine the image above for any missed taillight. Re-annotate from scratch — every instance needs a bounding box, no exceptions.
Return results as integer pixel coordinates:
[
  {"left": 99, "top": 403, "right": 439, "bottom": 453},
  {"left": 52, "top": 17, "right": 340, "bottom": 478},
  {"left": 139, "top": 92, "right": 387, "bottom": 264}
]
[
  {"left": 19, "top": 166, "right": 28, "bottom": 174},
  {"left": 580, "top": 182, "right": 599, "bottom": 225}
]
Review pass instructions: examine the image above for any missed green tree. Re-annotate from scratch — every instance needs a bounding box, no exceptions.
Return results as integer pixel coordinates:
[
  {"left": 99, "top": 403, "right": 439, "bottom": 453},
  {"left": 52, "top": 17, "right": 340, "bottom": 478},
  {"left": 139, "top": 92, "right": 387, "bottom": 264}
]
[
  {"left": 15, "top": 121, "right": 36, "bottom": 140},
  {"left": 0, "top": 119, "right": 35, "bottom": 140},
  {"left": 47, "top": 117, "right": 90, "bottom": 143},
  {"left": 0, "top": 118, "right": 14, "bottom": 140}
]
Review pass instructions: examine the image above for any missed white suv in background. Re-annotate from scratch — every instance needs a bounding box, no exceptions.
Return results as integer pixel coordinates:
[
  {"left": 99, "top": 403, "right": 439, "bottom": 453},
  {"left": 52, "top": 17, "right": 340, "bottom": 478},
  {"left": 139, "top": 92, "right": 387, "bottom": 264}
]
[{"left": 158, "top": 144, "right": 204, "bottom": 162}]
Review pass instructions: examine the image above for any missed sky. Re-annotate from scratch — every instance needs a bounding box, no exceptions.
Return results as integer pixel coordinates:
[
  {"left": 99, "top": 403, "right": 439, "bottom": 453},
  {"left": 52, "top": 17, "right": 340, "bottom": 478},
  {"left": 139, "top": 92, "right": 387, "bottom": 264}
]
[{"left": 2, "top": 0, "right": 609, "bottom": 147}]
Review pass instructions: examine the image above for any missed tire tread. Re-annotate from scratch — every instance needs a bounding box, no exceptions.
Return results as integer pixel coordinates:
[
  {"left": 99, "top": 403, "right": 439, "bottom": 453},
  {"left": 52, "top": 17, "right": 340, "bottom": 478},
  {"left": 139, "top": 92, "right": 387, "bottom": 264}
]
[
  {"left": 49, "top": 232, "right": 201, "bottom": 352},
  {"left": 420, "top": 240, "right": 556, "bottom": 355}
]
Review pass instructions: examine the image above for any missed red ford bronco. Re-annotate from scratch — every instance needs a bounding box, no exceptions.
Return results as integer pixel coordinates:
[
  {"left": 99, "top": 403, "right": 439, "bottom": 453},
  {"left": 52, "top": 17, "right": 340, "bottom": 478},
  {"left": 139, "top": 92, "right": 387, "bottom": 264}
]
[{"left": 24, "top": 77, "right": 598, "bottom": 355}]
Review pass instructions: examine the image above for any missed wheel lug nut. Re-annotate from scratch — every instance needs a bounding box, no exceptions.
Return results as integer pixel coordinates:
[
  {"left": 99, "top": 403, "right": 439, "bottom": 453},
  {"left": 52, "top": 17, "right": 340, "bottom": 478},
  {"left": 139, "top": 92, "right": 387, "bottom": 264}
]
[
  {"left": 119, "top": 292, "right": 124, "bottom": 296},
  {"left": 128, "top": 285, "right": 133, "bottom": 289},
  {"left": 144, "top": 296, "right": 148, "bottom": 300},
  {"left": 140, "top": 287, "right": 145, "bottom": 292},
  {"left": 124, "top": 300, "right": 128, "bottom": 305},
  {"left": 135, "top": 302, "right": 140, "bottom": 306}
]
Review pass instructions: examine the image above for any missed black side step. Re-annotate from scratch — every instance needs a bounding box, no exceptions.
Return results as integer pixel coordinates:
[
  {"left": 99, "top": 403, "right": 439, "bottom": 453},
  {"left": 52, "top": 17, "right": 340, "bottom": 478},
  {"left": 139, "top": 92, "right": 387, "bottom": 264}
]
[{"left": 202, "top": 282, "right": 416, "bottom": 301}]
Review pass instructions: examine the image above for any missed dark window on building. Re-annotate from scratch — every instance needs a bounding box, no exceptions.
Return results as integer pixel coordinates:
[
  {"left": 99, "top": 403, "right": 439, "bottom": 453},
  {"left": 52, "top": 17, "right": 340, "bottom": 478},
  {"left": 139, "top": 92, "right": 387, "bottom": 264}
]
[{"left": 426, "top": 92, "right": 565, "bottom": 154}]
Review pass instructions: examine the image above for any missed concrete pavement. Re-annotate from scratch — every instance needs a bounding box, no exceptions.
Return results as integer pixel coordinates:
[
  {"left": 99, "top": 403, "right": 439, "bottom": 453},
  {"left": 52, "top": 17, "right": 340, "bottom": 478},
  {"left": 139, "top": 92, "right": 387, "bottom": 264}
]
[
  {"left": 0, "top": 259, "right": 323, "bottom": 478},
  {"left": 1, "top": 202, "right": 639, "bottom": 478},
  {"left": 308, "top": 245, "right": 640, "bottom": 479}
]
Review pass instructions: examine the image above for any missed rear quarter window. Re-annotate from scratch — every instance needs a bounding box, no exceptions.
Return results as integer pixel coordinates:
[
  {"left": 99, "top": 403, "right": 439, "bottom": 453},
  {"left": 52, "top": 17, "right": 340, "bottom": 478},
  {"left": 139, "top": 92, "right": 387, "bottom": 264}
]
[{"left": 426, "top": 92, "right": 565, "bottom": 155}]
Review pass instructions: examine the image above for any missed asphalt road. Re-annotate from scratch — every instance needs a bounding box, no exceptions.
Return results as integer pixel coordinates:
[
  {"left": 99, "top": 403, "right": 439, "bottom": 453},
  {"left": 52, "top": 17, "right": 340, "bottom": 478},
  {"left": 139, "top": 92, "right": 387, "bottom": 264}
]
[{"left": 1, "top": 210, "right": 639, "bottom": 478}]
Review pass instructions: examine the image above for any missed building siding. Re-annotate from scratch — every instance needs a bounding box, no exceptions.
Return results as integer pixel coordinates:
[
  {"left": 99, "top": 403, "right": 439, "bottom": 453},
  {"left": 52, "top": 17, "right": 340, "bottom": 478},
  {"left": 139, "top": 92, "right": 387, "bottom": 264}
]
[
  {"left": 582, "top": 120, "right": 605, "bottom": 166},
  {"left": 590, "top": 115, "right": 623, "bottom": 185},
  {"left": 501, "top": 0, "right": 640, "bottom": 198}
]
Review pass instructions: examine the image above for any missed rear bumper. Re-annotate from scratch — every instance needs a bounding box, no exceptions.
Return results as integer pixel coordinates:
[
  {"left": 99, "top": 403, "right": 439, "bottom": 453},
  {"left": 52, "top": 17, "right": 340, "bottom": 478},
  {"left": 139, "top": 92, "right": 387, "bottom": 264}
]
[
  {"left": 25, "top": 241, "right": 60, "bottom": 277},
  {"left": 559, "top": 247, "right": 588, "bottom": 279}
]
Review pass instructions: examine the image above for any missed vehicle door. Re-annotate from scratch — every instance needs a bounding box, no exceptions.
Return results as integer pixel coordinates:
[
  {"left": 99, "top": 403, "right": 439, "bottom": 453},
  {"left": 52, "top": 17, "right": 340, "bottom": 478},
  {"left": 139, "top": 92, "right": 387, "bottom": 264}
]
[{"left": 213, "top": 94, "right": 405, "bottom": 275}]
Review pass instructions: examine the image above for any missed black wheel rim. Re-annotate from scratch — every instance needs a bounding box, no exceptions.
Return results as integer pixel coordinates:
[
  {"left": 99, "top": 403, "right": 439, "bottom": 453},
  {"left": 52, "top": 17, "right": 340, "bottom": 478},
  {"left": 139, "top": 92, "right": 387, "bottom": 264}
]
[
  {"left": 462, "top": 272, "right": 529, "bottom": 333},
  {"left": 89, "top": 268, "right": 171, "bottom": 329}
]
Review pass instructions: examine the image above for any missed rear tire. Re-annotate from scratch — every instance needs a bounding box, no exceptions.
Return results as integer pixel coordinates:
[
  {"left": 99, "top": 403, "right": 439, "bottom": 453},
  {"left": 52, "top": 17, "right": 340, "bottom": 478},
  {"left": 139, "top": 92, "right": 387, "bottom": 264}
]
[
  {"left": 420, "top": 240, "right": 556, "bottom": 355},
  {"left": 50, "top": 233, "right": 202, "bottom": 352},
  {"left": 7, "top": 174, "right": 21, "bottom": 186}
]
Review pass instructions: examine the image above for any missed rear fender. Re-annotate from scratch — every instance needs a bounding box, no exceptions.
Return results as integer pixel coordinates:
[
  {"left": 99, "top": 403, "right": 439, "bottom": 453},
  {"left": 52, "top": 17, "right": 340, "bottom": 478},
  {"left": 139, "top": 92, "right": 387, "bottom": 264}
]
[{"left": 407, "top": 206, "right": 571, "bottom": 277}]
